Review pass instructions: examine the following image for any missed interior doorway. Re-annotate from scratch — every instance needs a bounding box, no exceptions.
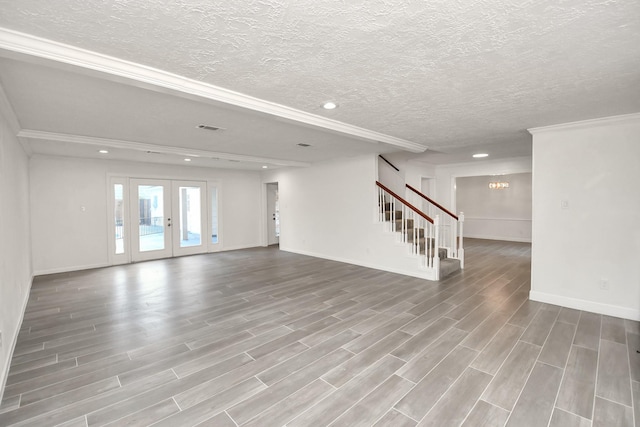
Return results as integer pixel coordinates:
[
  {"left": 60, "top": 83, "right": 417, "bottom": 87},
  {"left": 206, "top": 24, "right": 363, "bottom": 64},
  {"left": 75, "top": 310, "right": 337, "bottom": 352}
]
[{"left": 266, "top": 182, "right": 280, "bottom": 246}]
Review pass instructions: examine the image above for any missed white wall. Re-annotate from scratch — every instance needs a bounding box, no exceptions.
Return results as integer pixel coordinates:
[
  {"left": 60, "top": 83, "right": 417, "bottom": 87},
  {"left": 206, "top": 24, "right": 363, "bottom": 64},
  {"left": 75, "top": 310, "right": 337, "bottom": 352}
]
[
  {"left": 263, "top": 154, "right": 438, "bottom": 279},
  {"left": 0, "top": 92, "right": 32, "bottom": 400},
  {"left": 30, "top": 155, "right": 263, "bottom": 274},
  {"left": 456, "top": 173, "right": 532, "bottom": 242},
  {"left": 530, "top": 113, "right": 640, "bottom": 321}
]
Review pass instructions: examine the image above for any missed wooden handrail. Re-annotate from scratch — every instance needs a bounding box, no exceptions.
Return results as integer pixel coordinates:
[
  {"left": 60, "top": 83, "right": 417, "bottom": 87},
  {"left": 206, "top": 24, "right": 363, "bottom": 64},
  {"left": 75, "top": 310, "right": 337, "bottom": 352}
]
[
  {"left": 376, "top": 181, "right": 434, "bottom": 224},
  {"left": 406, "top": 184, "right": 458, "bottom": 220},
  {"left": 379, "top": 155, "right": 400, "bottom": 172}
]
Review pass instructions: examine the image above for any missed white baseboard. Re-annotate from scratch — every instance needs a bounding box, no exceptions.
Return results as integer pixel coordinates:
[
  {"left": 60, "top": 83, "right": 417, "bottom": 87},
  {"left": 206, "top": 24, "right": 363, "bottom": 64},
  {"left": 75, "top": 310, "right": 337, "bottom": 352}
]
[
  {"left": 0, "top": 274, "right": 33, "bottom": 403},
  {"left": 33, "top": 262, "right": 110, "bottom": 276},
  {"left": 279, "top": 246, "right": 437, "bottom": 281},
  {"left": 530, "top": 290, "right": 640, "bottom": 321},
  {"left": 464, "top": 234, "right": 531, "bottom": 243}
]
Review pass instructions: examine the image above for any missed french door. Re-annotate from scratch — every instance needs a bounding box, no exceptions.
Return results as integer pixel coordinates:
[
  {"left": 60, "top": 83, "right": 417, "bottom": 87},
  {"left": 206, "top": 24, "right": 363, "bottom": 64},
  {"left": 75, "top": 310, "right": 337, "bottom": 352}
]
[{"left": 130, "top": 179, "right": 207, "bottom": 262}]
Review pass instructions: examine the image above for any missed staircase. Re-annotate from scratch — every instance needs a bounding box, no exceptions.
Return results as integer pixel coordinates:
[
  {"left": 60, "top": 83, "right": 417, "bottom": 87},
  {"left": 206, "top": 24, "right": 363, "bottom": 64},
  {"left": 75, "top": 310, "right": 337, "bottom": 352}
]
[{"left": 376, "top": 181, "right": 464, "bottom": 281}]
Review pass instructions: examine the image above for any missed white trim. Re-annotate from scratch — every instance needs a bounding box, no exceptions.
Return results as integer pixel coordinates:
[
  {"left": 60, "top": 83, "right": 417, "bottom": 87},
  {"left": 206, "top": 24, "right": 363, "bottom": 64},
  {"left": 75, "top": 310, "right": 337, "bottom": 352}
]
[
  {"left": 0, "top": 28, "right": 426, "bottom": 153},
  {"left": 18, "top": 129, "right": 311, "bottom": 168},
  {"left": 279, "top": 246, "right": 438, "bottom": 281},
  {"left": 465, "top": 217, "right": 532, "bottom": 222},
  {"left": 33, "top": 263, "right": 110, "bottom": 276},
  {"left": 464, "top": 234, "right": 531, "bottom": 243},
  {"left": 529, "top": 290, "right": 640, "bottom": 321},
  {"left": 0, "top": 275, "right": 33, "bottom": 404},
  {"left": 528, "top": 112, "right": 640, "bottom": 135}
]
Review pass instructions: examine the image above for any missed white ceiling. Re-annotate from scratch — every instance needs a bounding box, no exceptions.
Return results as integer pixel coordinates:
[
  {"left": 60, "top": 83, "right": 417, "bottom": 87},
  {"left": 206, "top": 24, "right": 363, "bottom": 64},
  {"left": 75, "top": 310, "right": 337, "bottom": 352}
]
[{"left": 0, "top": 0, "right": 639, "bottom": 169}]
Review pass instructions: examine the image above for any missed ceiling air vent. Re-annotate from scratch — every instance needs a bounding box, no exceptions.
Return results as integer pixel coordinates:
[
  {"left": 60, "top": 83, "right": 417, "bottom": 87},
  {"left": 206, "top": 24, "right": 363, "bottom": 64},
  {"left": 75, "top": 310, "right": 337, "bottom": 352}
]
[
  {"left": 197, "top": 124, "right": 223, "bottom": 131},
  {"left": 297, "top": 143, "right": 311, "bottom": 147}
]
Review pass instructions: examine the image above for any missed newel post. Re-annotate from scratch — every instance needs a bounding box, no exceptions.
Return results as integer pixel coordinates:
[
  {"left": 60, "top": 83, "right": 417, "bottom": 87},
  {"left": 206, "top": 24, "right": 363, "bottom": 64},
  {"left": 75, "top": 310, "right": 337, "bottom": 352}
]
[{"left": 458, "top": 211, "right": 464, "bottom": 269}]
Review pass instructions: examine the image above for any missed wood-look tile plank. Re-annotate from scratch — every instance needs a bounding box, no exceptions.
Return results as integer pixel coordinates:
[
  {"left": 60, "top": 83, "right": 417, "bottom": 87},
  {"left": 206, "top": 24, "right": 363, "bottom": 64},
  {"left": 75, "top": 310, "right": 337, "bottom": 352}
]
[
  {"left": 471, "top": 323, "right": 524, "bottom": 375},
  {"left": 519, "top": 307, "right": 559, "bottom": 346},
  {"left": 508, "top": 300, "right": 542, "bottom": 328},
  {"left": 573, "top": 312, "right": 602, "bottom": 351},
  {"left": 322, "top": 331, "right": 410, "bottom": 388},
  {"left": 0, "top": 376, "right": 121, "bottom": 426},
  {"left": 192, "top": 411, "right": 237, "bottom": 427},
  {"left": 557, "top": 307, "right": 581, "bottom": 325},
  {"left": 330, "top": 374, "right": 414, "bottom": 427},
  {"left": 227, "top": 348, "right": 353, "bottom": 425},
  {"left": 601, "top": 315, "right": 627, "bottom": 344},
  {"left": 396, "top": 328, "right": 468, "bottom": 383},
  {"left": 596, "top": 339, "right": 632, "bottom": 406},
  {"left": 242, "top": 379, "right": 334, "bottom": 427},
  {"left": 556, "top": 345, "right": 599, "bottom": 419},
  {"left": 372, "top": 409, "right": 417, "bottom": 427},
  {"left": 461, "top": 400, "right": 510, "bottom": 427},
  {"left": 392, "top": 317, "right": 457, "bottom": 361},
  {"left": 460, "top": 313, "right": 509, "bottom": 351},
  {"left": 548, "top": 408, "right": 592, "bottom": 427},
  {"left": 173, "top": 341, "right": 309, "bottom": 410},
  {"left": 593, "top": 397, "right": 633, "bottom": 427},
  {"left": 171, "top": 326, "right": 294, "bottom": 378},
  {"left": 102, "top": 398, "right": 180, "bottom": 427},
  {"left": 505, "top": 362, "right": 563, "bottom": 427},
  {"left": 481, "top": 341, "right": 541, "bottom": 411},
  {"left": 257, "top": 329, "right": 360, "bottom": 385},
  {"left": 144, "top": 377, "right": 266, "bottom": 427},
  {"left": 538, "top": 321, "right": 576, "bottom": 368},
  {"left": 344, "top": 313, "right": 415, "bottom": 354},
  {"left": 395, "top": 346, "right": 478, "bottom": 421},
  {"left": 627, "top": 332, "right": 640, "bottom": 382},
  {"left": 400, "top": 302, "right": 454, "bottom": 335},
  {"left": 288, "top": 355, "right": 405, "bottom": 427},
  {"left": 632, "top": 381, "right": 639, "bottom": 427},
  {"left": 418, "top": 367, "right": 492, "bottom": 427}
]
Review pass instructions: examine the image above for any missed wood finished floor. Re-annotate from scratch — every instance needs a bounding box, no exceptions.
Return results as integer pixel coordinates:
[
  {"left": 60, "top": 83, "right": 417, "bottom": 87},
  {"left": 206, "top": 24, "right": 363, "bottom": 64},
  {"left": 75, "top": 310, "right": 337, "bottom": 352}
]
[{"left": 1, "top": 239, "right": 638, "bottom": 426}]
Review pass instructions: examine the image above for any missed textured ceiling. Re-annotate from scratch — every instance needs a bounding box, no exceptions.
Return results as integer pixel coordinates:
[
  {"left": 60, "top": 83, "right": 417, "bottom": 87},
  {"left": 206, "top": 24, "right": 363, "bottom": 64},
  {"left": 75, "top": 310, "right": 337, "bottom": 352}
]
[{"left": 0, "top": 0, "right": 639, "bottom": 166}]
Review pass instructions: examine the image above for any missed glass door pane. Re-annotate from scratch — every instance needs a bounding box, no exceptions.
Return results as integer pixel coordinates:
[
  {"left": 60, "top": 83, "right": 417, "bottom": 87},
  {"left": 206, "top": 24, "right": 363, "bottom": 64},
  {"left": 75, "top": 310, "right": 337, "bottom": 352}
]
[
  {"left": 171, "top": 180, "right": 207, "bottom": 257},
  {"left": 138, "top": 184, "right": 166, "bottom": 252},
  {"left": 178, "top": 186, "right": 202, "bottom": 247},
  {"left": 114, "top": 184, "right": 124, "bottom": 254},
  {"left": 130, "top": 179, "right": 172, "bottom": 262}
]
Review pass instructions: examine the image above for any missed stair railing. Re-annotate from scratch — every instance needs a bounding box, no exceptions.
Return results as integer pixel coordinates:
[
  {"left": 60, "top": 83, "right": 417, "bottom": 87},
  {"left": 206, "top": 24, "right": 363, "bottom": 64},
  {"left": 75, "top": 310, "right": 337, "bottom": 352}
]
[
  {"left": 376, "top": 181, "right": 441, "bottom": 272},
  {"left": 406, "top": 184, "right": 464, "bottom": 268}
]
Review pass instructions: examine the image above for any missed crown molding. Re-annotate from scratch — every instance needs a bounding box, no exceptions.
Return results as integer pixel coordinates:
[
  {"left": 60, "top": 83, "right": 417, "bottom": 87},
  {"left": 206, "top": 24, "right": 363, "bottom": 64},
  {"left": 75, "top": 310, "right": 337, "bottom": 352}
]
[
  {"left": 0, "top": 79, "right": 33, "bottom": 155},
  {"left": 17, "top": 130, "right": 311, "bottom": 167},
  {"left": 528, "top": 112, "right": 640, "bottom": 135},
  {"left": 0, "top": 27, "right": 427, "bottom": 153}
]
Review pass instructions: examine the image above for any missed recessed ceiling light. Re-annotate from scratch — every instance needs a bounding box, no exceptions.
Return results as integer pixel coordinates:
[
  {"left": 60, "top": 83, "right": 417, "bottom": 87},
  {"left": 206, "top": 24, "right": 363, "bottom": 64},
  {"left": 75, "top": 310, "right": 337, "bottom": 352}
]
[
  {"left": 473, "top": 153, "right": 489, "bottom": 158},
  {"left": 98, "top": 149, "right": 109, "bottom": 154},
  {"left": 322, "top": 102, "right": 338, "bottom": 110},
  {"left": 262, "top": 165, "right": 268, "bottom": 169},
  {"left": 184, "top": 158, "right": 192, "bottom": 162}
]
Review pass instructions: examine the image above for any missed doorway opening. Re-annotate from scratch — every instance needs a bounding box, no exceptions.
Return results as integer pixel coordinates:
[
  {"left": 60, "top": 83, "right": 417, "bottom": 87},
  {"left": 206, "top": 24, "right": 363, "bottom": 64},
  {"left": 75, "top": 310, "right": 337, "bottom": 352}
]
[{"left": 266, "top": 182, "right": 279, "bottom": 247}]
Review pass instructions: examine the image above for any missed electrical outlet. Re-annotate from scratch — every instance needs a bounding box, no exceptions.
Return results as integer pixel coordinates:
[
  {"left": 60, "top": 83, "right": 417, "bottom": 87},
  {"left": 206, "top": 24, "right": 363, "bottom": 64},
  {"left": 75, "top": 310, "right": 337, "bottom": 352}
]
[{"left": 599, "top": 279, "right": 610, "bottom": 290}]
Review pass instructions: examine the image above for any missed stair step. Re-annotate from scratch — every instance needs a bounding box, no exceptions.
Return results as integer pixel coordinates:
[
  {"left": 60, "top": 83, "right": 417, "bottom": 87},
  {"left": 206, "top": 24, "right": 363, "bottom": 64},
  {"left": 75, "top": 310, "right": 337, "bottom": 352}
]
[
  {"left": 439, "top": 258, "right": 461, "bottom": 278},
  {"left": 384, "top": 210, "right": 403, "bottom": 221}
]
